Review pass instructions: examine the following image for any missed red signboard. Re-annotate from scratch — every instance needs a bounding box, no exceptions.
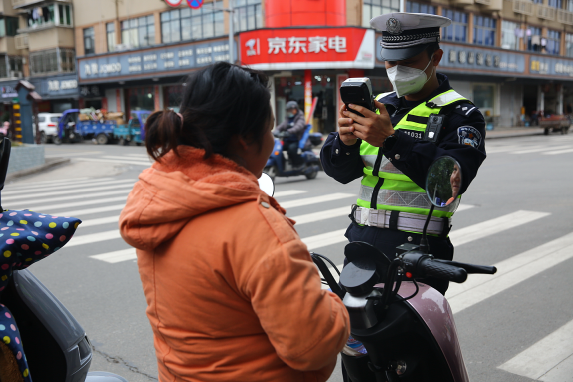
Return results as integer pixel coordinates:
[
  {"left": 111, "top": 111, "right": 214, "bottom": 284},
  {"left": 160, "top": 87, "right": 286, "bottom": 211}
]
[{"left": 240, "top": 28, "right": 375, "bottom": 70}]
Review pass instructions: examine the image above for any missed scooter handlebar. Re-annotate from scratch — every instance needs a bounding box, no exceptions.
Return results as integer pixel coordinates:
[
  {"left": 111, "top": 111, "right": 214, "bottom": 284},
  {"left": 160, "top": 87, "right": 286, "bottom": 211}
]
[{"left": 418, "top": 257, "right": 468, "bottom": 283}]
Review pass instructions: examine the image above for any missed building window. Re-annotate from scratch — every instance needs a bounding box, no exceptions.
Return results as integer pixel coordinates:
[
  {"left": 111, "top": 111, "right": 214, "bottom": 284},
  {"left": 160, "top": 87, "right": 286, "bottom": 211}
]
[
  {"left": 30, "top": 48, "right": 75, "bottom": 76},
  {"left": 234, "top": 0, "right": 262, "bottom": 32},
  {"left": 26, "top": 4, "right": 72, "bottom": 29},
  {"left": 548, "top": 0, "right": 562, "bottom": 8},
  {"left": 406, "top": 1, "right": 437, "bottom": 14},
  {"left": 566, "top": 33, "right": 573, "bottom": 57},
  {"left": 568, "top": 0, "right": 573, "bottom": 11},
  {"left": 161, "top": 2, "right": 224, "bottom": 43},
  {"left": 527, "top": 26, "right": 542, "bottom": 52},
  {"left": 0, "top": 17, "right": 18, "bottom": 37},
  {"left": 107, "top": 22, "right": 116, "bottom": 52},
  {"left": 363, "top": 0, "right": 400, "bottom": 28},
  {"left": 501, "top": 20, "right": 519, "bottom": 50},
  {"left": 442, "top": 9, "right": 468, "bottom": 43},
  {"left": 122, "top": 15, "right": 155, "bottom": 49},
  {"left": 473, "top": 16, "right": 496, "bottom": 46},
  {"left": 84, "top": 27, "right": 95, "bottom": 55},
  {"left": 0, "top": 56, "right": 24, "bottom": 78},
  {"left": 546, "top": 30, "right": 561, "bottom": 55}
]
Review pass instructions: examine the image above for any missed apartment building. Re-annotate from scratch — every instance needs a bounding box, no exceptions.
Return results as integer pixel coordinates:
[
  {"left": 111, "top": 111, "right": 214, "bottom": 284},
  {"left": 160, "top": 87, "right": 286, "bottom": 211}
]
[{"left": 73, "top": 0, "right": 573, "bottom": 131}]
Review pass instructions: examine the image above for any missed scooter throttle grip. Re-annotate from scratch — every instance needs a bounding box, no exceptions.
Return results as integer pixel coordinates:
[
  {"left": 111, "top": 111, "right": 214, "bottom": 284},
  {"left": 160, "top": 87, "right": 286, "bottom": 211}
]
[{"left": 419, "top": 259, "right": 467, "bottom": 283}]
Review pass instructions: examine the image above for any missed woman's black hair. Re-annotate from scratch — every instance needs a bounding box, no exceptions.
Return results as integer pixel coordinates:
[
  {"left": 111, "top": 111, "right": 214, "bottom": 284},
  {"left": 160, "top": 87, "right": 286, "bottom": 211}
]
[{"left": 145, "top": 62, "right": 272, "bottom": 161}]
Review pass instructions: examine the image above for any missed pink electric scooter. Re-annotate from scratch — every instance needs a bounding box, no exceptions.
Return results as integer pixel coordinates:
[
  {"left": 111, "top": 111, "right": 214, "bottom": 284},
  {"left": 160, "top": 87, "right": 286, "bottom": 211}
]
[{"left": 311, "top": 156, "right": 497, "bottom": 382}]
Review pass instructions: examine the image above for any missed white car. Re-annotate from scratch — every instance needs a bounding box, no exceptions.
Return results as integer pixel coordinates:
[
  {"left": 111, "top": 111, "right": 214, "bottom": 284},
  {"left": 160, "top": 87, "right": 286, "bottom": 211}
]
[{"left": 38, "top": 113, "right": 62, "bottom": 144}]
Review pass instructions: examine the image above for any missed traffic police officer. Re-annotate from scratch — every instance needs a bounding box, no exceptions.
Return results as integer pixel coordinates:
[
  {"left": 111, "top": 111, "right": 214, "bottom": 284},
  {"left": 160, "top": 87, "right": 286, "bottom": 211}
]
[{"left": 321, "top": 12, "right": 487, "bottom": 295}]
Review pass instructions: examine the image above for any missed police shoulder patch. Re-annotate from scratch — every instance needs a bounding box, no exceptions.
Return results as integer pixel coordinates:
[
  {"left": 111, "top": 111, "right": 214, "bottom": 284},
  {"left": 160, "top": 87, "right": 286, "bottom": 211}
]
[
  {"left": 457, "top": 126, "right": 482, "bottom": 148},
  {"left": 453, "top": 103, "right": 478, "bottom": 118}
]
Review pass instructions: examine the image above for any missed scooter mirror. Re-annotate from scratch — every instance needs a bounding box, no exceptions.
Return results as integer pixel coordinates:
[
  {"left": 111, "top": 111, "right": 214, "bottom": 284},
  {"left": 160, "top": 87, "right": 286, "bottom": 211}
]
[
  {"left": 426, "top": 156, "right": 462, "bottom": 208},
  {"left": 258, "top": 173, "right": 275, "bottom": 197}
]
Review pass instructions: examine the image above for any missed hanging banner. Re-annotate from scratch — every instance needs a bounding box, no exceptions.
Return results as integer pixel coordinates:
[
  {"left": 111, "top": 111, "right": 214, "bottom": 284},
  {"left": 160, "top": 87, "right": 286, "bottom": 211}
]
[{"left": 304, "top": 70, "right": 312, "bottom": 124}]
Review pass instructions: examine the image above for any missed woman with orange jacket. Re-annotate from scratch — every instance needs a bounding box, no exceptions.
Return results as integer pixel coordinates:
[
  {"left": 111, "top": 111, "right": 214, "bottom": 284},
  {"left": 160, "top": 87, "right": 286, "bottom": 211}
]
[{"left": 119, "top": 62, "right": 350, "bottom": 382}]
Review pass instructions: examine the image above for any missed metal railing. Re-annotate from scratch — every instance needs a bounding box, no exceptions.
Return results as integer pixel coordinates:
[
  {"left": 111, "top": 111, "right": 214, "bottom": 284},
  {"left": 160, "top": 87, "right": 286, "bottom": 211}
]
[
  {"left": 557, "top": 9, "right": 573, "bottom": 25},
  {"left": 14, "top": 34, "right": 28, "bottom": 50},
  {"left": 537, "top": 4, "right": 557, "bottom": 20},
  {"left": 513, "top": 0, "right": 534, "bottom": 16}
]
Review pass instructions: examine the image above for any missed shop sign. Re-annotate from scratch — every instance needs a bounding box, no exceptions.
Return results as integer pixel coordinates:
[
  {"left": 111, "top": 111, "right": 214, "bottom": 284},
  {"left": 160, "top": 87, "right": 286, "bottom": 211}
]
[
  {"left": 31, "top": 75, "right": 80, "bottom": 98},
  {"left": 427, "top": 44, "right": 525, "bottom": 73},
  {"left": 530, "top": 56, "right": 573, "bottom": 77},
  {"left": 80, "top": 85, "right": 103, "bottom": 98},
  {"left": 1, "top": 86, "right": 17, "bottom": 98},
  {"left": 240, "top": 28, "right": 375, "bottom": 70},
  {"left": 79, "top": 40, "right": 235, "bottom": 81}
]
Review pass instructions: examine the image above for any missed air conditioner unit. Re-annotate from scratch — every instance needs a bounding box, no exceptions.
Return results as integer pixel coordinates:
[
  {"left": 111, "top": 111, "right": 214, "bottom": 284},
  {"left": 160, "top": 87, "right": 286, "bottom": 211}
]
[
  {"left": 9, "top": 71, "right": 22, "bottom": 78},
  {"left": 116, "top": 44, "right": 131, "bottom": 52}
]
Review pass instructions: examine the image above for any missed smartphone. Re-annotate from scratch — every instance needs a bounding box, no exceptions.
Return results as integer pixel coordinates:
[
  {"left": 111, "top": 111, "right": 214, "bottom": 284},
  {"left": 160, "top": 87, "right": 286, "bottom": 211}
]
[{"left": 340, "top": 78, "right": 375, "bottom": 118}]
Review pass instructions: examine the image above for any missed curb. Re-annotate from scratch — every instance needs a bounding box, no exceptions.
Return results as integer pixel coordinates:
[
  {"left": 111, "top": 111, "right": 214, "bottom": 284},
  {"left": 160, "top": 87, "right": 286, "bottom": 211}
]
[{"left": 6, "top": 157, "right": 71, "bottom": 182}]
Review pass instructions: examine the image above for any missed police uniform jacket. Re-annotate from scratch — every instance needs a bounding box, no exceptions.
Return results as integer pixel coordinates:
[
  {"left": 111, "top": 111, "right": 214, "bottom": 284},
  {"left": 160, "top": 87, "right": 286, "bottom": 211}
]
[{"left": 321, "top": 73, "right": 486, "bottom": 197}]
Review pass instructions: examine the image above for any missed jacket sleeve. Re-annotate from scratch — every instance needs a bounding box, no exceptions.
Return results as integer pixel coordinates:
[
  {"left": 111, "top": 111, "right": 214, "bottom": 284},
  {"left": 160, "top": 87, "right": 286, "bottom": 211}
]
[
  {"left": 276, "top": 119, "right": 288, "bottom": 132},
  {"left": 320, "top": 132, "right": 365, "bottom": 184},
  {"left": 383, "top": 105, "right": 487, "bottom": 194},
  {"left": 244, "top": 238, "right": 350, "bottom": 372},
  {"left": 287, "top": 113, "right": 307, "bottom": 135}
]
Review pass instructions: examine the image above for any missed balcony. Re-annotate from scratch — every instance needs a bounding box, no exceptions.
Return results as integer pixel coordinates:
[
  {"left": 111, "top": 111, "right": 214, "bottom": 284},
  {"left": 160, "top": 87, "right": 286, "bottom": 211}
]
[
  {"left": 557, "top": 9, "right": 573, "bottom": 25},
  {"left": 513, "top": 0, "right": 534, "bottom": 16},
  {"left": 11, "top": 0, "right": 70, "bottom": 9},
  {"left": 15, "top": 33, "right": 28, "bottom": 50},
  {"left": 475, "top": 0, "right": 503, "bottom": 11},
  {"left": 537, "top": 4, "right": 557, "bottom": 20}
]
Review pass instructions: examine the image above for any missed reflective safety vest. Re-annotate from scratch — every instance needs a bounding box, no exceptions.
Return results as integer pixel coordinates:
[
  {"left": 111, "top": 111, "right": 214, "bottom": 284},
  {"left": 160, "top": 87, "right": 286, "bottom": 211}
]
[{"left": 357, "top": 89, "right": 469, "bottom": 219}]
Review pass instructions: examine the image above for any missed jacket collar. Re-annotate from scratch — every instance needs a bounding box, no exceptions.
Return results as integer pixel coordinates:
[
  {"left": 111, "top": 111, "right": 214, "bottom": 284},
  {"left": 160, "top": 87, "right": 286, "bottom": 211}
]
[{"left": 379, "top": 72, "right": 452, "bottom": 108}]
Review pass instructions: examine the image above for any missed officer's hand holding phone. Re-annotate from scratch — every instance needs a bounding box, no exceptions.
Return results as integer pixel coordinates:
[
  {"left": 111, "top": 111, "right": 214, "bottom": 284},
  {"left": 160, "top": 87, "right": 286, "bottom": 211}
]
[
  {"left": 339, "top": 100, "right": 395, "bottom": 147},
  {"left": 338, "top": 77, "right": 395, "bottom": 147}
]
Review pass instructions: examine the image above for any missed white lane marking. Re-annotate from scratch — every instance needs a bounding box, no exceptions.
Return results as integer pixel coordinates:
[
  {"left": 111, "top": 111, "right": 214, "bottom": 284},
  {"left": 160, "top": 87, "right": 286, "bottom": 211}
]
[
  {"left": 80, "top": 215, "right": 119, "bottom": 228},
  {"left": 45, "top": 151, "right": 104, "bottom": 158},
  {"left": 6, "top": 188, "right": 132, "bottom": 205},
  {"left": 281, "top": 193, "right": 354, "bottom": 209},
  {"left": 91, "top": 248, "right": 137, "bottom": 263},
  {"left": 449, "top": 210, "right": 550, "bottom": 247},
  {"left": 126, "top": 153, "right": 149, "bottom": 158},
  {"left": 543, "top": 148, "right": 573, "bottom": 155},
  {"left": 52, "top": 204, "right": 125, "bottom": 217},
  {"left": 74, "top": 157, "right": 151, "bottom": 166},
  {"left": 8, "top": 177, "right": 91, "bottom": 187},
  {"left": 302, "top": 229, "right": 347, "bottom": 250},
  {"left": 20, "top": 196, "right": 127, "bottom": 213},
  {"left": 273, "top": 190, "right": 307, "bottom": 198},
  {"left": 3, "top": 177, "right": 120, "bottom": 194},
  {"left": 447, "top": 231, "right": 573, "bottom": 314},
  {"left": 484, "top": 145, "right": 523, "bottom": 154},
  {"left": 292, "top": 207, "right": 349, "bottom": 225},
  {"left": 498, "top": 318, "right": 573, "bottom": 381},
  {"left": 65, "top": 230, "right": 122, "bottom": 248},
  {"left": 3, "top": 183, "right": 134, "bottom": 202},
  {"left": 103, "top": 155, "right": 153, "bottom": 162},
  {"left": 510, "top": 145, "right": 571, "bottom": 154}
]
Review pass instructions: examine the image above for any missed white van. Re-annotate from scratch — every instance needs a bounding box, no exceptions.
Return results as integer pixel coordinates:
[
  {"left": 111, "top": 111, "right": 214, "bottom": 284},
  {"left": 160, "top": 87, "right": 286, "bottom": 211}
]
[{"left": 38, "top": 113, "right": 62, "bottom": 143}]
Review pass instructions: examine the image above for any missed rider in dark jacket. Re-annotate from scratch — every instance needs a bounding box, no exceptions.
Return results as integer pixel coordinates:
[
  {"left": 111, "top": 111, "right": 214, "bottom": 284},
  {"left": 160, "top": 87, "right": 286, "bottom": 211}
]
[{"left": 276, "top": 101, "right": 306, "bottom": 167}]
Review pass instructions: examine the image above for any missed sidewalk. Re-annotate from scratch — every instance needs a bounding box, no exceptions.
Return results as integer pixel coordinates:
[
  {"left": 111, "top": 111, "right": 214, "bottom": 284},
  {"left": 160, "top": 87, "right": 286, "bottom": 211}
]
[{"left": 485, "top": 126, "right": 546, "bottom": 139}]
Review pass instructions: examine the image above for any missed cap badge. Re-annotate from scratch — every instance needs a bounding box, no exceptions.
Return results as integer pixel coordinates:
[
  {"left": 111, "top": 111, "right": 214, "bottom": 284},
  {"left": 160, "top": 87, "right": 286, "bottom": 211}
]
[{"left": 386, "top": 18, "right": 402, "bottom": 35}]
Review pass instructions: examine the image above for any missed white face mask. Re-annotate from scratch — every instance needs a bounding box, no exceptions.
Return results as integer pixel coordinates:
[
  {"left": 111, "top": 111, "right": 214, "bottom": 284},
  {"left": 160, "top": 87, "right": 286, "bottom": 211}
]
[{"left": 387, "top": 55, "right": 435, "bottom": 98}]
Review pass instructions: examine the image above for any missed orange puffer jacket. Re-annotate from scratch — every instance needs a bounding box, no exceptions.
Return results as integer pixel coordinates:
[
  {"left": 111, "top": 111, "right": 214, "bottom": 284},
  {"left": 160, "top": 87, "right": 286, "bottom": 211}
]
[{"left": 119, "top": 146, "right": 350, "bottom": 382}]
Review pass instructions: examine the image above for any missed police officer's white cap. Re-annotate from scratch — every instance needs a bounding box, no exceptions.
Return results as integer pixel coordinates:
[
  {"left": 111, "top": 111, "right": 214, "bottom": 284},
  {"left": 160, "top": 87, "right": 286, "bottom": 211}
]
[{"left": 370, "top": 12, "right": 451, "bottom": 61}]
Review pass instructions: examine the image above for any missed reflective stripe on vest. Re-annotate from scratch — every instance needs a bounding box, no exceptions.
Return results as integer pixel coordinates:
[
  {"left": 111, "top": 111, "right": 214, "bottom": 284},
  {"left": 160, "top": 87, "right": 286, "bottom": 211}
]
[{"left": 357, "top": 89, "right": 468, "bottom": 220}]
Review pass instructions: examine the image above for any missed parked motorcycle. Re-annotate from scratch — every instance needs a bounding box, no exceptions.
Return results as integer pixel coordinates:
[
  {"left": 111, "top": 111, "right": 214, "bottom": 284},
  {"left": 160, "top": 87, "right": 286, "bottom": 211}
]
[
  {"left": 312, "top": 156, "right": 497, "bottom": 382},
  {"left": 264, "top": 124, "right": 322, "bottom": 181},
  {"left": 0, "top": 137, "right": 127, "bottom": 382}
]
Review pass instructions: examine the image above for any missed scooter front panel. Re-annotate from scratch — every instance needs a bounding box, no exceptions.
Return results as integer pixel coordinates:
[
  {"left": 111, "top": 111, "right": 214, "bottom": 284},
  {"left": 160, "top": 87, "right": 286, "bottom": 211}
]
[{"left": 396, "top": 282, "right": 470, "bottom": 382}]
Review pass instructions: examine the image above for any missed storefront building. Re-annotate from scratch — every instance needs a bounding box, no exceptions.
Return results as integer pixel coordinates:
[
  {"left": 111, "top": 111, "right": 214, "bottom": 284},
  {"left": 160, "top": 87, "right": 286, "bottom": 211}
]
[{"left": 30, "top": 74, "right": 79, "bottom": 113}]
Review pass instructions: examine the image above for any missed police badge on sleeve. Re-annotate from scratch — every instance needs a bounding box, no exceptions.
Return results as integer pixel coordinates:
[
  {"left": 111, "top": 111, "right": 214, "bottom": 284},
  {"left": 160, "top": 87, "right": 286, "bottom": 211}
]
[{"left": 457, "top": 126, "right": 482, "bottom": 148}]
